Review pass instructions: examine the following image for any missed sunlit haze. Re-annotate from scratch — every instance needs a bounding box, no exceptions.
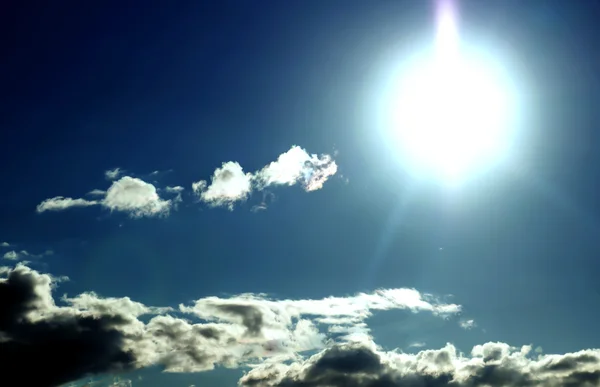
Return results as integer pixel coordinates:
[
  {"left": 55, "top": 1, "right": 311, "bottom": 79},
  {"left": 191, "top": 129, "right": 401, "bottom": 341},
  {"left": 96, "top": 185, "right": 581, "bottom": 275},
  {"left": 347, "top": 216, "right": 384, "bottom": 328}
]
[{"left": 387, "top": 0, "right": 515, "bottom": 183}]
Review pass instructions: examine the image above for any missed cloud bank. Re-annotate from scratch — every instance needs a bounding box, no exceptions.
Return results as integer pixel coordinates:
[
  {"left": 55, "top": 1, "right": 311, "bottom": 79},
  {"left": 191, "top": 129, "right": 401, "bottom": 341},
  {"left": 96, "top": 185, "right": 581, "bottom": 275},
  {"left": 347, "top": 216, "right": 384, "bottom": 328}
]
[
  {"left": 0, "top": 263, "right": 457, "bottom": 387},
  {"left": 3, "top": 263, "right": 600, "bottom": 387},
  {"left": 192, "top": 146, "right": 338, "bottom": 210},
  {"left": 239, "top": 340, "right": 600, "bottom": 387}
]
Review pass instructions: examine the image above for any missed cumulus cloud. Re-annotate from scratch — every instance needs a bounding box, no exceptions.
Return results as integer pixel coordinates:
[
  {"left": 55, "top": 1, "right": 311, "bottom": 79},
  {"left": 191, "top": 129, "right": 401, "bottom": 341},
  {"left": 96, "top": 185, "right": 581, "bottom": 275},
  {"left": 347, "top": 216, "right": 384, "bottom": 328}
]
[
  {"left": 37, "top": 176, "right": 171, "bottom": 218},
  {"left": 239, "top": 340, "right": 600, "bottom": 387},
  {"left": 1, "top": 242, "right": 11, "bottom": 247},
  {"left": 103, "top": 176, "right": 171, "bottom": 218},
  {"left": 0, "top": 264, "right": 459, "bottom": 386},
  {"left": 3, "top": 264, "right": 600, "bottom": 387},
  {"left": 36, "top": 197, "right": 99, "bottom": 213},
  {"left": 193, "top": 146, "right": 338, "bottom": 209},
  {"left": 105, "top": 168, "right": 123, "bottom": 180},
  {"left": 192, "top": 162, "right": 253, "bottom": 210},
  {"left": 0, "top": 264, "right": 137, "bottom": 387},
  {"left": 254, "top": 146, "right": 338, "bottom": 192}
]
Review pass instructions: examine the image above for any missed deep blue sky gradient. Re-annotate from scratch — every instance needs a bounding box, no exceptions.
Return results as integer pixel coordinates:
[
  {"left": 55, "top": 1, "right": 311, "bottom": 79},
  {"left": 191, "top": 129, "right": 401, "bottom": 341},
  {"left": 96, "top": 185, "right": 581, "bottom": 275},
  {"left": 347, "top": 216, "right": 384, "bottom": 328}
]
[{"left": 2, "top": 1, "right": 600, "bottom": 385}]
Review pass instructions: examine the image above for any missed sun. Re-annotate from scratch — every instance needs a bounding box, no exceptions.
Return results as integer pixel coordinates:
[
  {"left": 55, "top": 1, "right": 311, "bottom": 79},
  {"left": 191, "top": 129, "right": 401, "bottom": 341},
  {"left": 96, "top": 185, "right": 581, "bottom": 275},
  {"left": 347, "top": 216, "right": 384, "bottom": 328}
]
[{"left": 385, "top": 0, "right": 515, "bottom": 184}]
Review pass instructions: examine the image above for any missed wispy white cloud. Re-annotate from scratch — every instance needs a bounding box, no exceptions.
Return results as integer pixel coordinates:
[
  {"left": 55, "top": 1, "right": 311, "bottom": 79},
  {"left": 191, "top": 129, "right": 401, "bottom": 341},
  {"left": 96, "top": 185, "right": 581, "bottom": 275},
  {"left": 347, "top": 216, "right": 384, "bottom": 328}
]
[
  {"left": 165, "top": 186, "right": 184, "bottom": 193},
  {"left": 1, "top": 242, "right": 11, "bottom": 247},
  {"left": 3, "top": 251, "right": 18, "bottom": 260},
  {"left": 105, "top": 167, "right": 122, "bottom": 180},
  {"left": 193, "top": 146, "right": 338, "bottom": 209},
  {"left": 87, "top": 189, "right": 106, "bottom": 196},
  {"left": 36, "top": 197, "right": 99, "bottom": 213},
  {"left": 2, "top": 249, "right": 53, "bottom": 261},
  {"left": 459, "top": 319, "right": 476, "bottom": 330}
]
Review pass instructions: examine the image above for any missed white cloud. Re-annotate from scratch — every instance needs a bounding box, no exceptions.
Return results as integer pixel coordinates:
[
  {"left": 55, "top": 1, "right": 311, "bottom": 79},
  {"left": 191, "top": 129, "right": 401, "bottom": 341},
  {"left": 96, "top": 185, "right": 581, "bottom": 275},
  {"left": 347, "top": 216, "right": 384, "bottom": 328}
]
[
  {"left": 193, "top": 146, "right": 338, "bottom": 210},
  {"left": 459, "top": 319, "right": 476, "bottom": 330},
  {"left": 3, "top": 249, "right": 54, "bottom": 261},
  {"left": 36, "top": 197, "right": 99, "bottom": 213},
  {"left": 105, "top": 167, "right": 122, "bottom": 180},
  {"left": 3, "top": 251, "right": 19, "bottom": 260},
  {"left": 253, "top": 146, "right": 338, "bottom": 191},
  {"left": 165, "top": 186, "right": 184, "bottom": 193},
  {"left": 103, "top": 176, "right": 172, "bottom": 218},
  {"left": 87, "top": 189, "right": 106, "bottom": 196},
  {"left": 37, "top": 176, "right": 172, "bottom": 218},
  {"left": 192, "top": 162, "right": 253, "bottom": 210},
  {"left": 1, "top": 242, "right": 10, "bottom": 247}
]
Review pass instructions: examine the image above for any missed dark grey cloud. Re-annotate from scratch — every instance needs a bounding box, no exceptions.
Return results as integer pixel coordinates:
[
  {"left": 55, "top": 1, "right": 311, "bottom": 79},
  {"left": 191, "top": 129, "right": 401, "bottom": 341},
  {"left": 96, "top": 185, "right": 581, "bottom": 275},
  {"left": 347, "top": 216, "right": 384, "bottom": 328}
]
[
  {"left": 0, "top": 265, "right": 135, "bottom": 387},
  {"left": 216, "top": 304, "right": 264, "bottom": 337}
]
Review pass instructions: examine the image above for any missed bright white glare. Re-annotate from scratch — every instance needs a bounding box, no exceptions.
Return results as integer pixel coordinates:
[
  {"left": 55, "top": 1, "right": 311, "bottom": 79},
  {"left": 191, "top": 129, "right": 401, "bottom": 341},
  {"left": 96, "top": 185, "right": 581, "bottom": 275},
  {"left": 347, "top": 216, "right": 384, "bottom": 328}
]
[{"left": 386, "top": 2, "right": 515, "bottom": 184}]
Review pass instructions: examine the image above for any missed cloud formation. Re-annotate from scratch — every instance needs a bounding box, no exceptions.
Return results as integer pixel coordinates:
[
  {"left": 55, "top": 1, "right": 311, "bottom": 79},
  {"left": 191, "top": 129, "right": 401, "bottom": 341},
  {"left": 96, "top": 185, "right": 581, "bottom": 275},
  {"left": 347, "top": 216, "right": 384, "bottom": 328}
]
[
  {"left": 0, "top": 264, "right": 457, "bottom": 386},
  {"left": 2, "top": 249, "right": 53, "bottom": 261},
  {"left": 192, "top": 162, "right": 253, "bottom": 210},
  {"left": 240, "top": 340, "right": 600, "bottom": 387},
  {"left": 103, "top": 176, "right": 171, "bottom": 218},
  {"left": 254, "top": 146, "right": 338, "bottom": 192},
  {"left": 3, "top": 263, "right": 600, "bottom": 387},
  {"left": 192, "top": 146, "right": 338, "bottom": 209},
  {"left": 37, "top": 176, "right": 172, "bottom": 218}
]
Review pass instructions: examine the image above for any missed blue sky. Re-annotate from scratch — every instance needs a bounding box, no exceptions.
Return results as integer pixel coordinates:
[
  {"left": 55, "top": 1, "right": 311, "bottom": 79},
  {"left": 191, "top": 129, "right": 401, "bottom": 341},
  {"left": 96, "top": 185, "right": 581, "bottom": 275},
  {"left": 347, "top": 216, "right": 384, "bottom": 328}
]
[{"left": 2, "top": 1, "right": 600, "bottom": 386}]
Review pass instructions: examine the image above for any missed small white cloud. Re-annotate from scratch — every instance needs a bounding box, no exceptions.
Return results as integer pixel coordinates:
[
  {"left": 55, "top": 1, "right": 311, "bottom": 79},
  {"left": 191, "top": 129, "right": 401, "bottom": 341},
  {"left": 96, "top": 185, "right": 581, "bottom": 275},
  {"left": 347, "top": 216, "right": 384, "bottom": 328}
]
[
  {"left": 3, "top": 249, "right": 53, "bottom": 261},
  {"left": 103, "top": 176, "right": 171, "bottom": 218},
  {"left": 38, "top": 175, "right": 171, "bottom": 218},
  {"left": 408, "top": 342, "right": 426, "bottom": 348},
  {"left": 36, "top": 197, "right": 98, "bottom": 213},
  {"left": 459, "top": 319, "right": 476, "bottom": 330},
  {"left": 254, "top": 146, "right": 338, "bottom": 192},
  {"left": 1, "top": 242, "right": 10, "bottom": 247},
  {"left": 3, "top": 251, "right": 19, "bottom": 260},
  {"left": 165, "top": 186, "right": 184, "bottom": 193},
  {"left": 193, "top": 162, "right": 253, "bottom": 210},
  {"left": 105, "top": 167, "right": 122, "bottom": 180},
  {"left": 191, "top": 146, "right": 338, "bottom": 211},
  {"left": 87, "top": 189, "right": 106, "bottom": 196}
]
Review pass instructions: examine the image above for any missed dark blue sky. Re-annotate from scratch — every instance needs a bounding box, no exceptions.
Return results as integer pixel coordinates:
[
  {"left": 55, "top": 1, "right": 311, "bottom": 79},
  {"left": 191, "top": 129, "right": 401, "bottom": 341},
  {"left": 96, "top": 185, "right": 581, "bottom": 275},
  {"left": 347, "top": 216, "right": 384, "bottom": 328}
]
[{"left": 2, "top": 1, "right": 600, "bottom": 386}]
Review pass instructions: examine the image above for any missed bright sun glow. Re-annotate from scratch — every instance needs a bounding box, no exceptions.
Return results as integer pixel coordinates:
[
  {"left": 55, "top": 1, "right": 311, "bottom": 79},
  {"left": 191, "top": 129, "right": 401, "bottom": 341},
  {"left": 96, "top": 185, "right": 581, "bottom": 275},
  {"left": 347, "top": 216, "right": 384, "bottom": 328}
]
[{"left": 387, "top": 0, "right": 514, "bottom": 183}]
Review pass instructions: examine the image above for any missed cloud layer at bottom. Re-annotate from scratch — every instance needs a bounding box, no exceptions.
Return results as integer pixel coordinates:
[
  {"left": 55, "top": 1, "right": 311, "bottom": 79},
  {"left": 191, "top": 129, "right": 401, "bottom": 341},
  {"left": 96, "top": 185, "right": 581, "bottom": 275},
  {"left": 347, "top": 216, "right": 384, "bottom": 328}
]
[{"left": 1, "top": 263, "right": 599, "bottom": 387}]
